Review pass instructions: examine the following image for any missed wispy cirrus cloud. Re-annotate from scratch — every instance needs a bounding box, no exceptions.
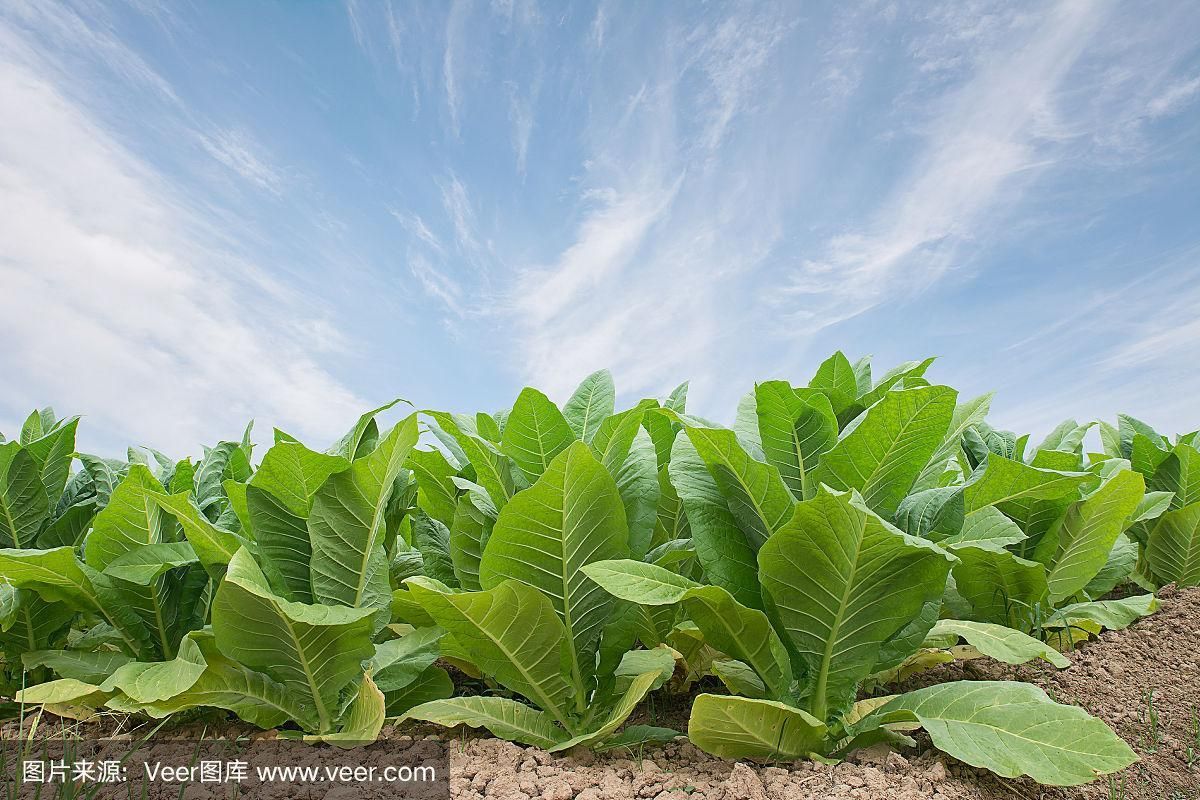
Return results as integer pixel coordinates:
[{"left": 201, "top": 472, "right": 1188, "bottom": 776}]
[{"left": 0, "top": 5, "right": 364, "bottom": 454}]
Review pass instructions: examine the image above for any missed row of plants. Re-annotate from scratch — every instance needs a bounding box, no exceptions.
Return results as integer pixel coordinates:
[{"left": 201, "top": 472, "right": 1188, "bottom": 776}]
[{"left": 2, "top": 354, "right": 1197, "bottom": 786}]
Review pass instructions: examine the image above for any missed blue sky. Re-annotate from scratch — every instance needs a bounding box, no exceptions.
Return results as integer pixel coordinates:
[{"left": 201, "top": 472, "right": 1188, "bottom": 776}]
[{"left": 1, "top": 0, "right": 1198, "bottom": 456}]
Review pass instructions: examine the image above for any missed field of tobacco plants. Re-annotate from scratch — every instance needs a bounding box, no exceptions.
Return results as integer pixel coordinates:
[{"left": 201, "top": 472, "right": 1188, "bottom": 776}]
[{"left": 2, "top": 353, "right": 1198, "bottom": 789}]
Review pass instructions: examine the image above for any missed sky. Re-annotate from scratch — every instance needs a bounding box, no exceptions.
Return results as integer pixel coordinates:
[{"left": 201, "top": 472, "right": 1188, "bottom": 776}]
[{"left": 1, "top": 0, "right": 1198, "bottom": 457}]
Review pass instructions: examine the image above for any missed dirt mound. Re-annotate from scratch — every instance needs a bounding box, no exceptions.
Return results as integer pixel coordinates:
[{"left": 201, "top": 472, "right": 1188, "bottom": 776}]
[{"left": 445, "top": 587, "right": 1200, "bottom": 800}]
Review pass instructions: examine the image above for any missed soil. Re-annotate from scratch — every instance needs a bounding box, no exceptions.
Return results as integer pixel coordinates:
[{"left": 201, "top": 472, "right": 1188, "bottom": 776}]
[{"left": 4, "top": 587, "right": 1198, "bottom": 799}]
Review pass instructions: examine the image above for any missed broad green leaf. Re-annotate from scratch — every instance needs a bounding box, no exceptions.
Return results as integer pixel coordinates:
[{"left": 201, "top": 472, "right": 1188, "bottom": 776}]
[
  {"left": 912, "top": 393, "right": 993, "bottom": 493},
  {"left": 682, "top": 425, "right": 793, "bottom": 549},
  {"left": 22, "top": 417, "right": 79, "bottom": 509},
  {"left": 0, "top": 445, "right": 49, "bottom": 548},
  {"left": 759, "top": 487, "right": 953, "bottom": 718},
  {"left": 563, "top": 369, "right": 615, "bottom": 443},
  {"left": 309, "top": 674, "right": 385, "bottom": 747},
  {"left": 370, "top": 627, "right": 444, "bottom": 693},
  {"left": 406, "top": 577, "right": 577, "bottom": 730},
  {"left": 1148, "top": 443, "right": 1200, "bottom": 509},
  {"left": 845, "top": 357, "right": 937, "bottom": 422},
  {"left": 310, "top": 416, "right": 419, "bottom": 616},
  {"left": 251, "top": 442, "right": 349, "bottom": 518},
  {"left": 212, "top": 549, "right": 377, "bottom": 733},
  {"left": 383, "top": 665, "right": 454, "bottom": 716},
  {"left": 0, "top": 592, "right": 73, "bottom": 655},
  {"left": 551, "top": 670, "right": 659, "bottom": 751},
  {"left": 403, "top": 696, "right": 569, "bottom": 749},
  {"left": 928, "top": 620, "right": 1068, "bottom": 667},
  {"left": 869, "top": 681, "right": 1135, "bottom": 786},
  {"left": 616, "top": 429, "right": 660, "bottom": 559},
  {"left": 1045, "top": 594, "right": 1159, "bottom": 631},
  {"left": 501, "top": 388, "right": 576, "bottom": 482},
  {"left": 1083, "top": 534, "right": 1138, "bottom": 599},
  {"left": 595, "top": 725, "right": 681, "bottom": 751},
  {"left": 449, "top": 490, "right": 497, "bottom": 591},
  {"left": 669, "top": 435, "right": 761, "bottom": 609},
  {"left": 247, "top": 485, "right": 312, "bottom": 602},
  {"left": 103, "top": 542, "right": 198, "bottom": 585},
  {"left": 1146, "top": 502, "right": 1200, "bottom": 587},
  {"left": 807, "top": 351, "right": 858, "bottom": 418},
  {"left": 950, "top": 546, "right": 1049, "bottom": 627},
  {"left": 413, "top": 514, "right": 457, "bottom": 587},
  {"left": 1039, "top": 469, "right": 1144, "bottom": 603},
  {"left": 814, "top": 386, "right": 957, "bottom": 515},
  {"left": 754, "top": 381, "right": 837, "bottom": 501},
  {"left": 963, "top": 455, "right": 1092, "bottom": 514},
  {"left": 1117, "top": 414, "right": 1164, "bottom": 459},
  {"left": 590, "top": 404, "right": 650, "bottom": 474},
  {"left": 894, "top": 487, "right": 964, "bottom": 542},
  {"left": 688, "top": 694, "right": 826, "bottom": 760},
  {"left": 85, "top": 465, "right": 171, "bottom": 570},
  {"left": 459, "top": 435, "right": 515, "bottom": 509},
  {"left": 712, "top": 659, "right": 768, "bottom": 698},
  {"left": 408, "top": 448, "right": 459, "bottom": 528},
  {"left": 0, "top": 547, "right": 152, "bottom": 656},
  {"left": 328, "top": 399, "right": 405, "bottom": 460},
  {"left": 940, "top": 506, "right": 1025, "bottom": 549},
  {"left": 22, "top": 650, "right": 132, "bottom": 684},
  {"left": 15, "top": 678, "right": 113, "bottom": 708},
  {"left": 127, "top": 631, "right": 313, "bottom": 730},
  {"left": 480, "top": 442, "right": 629, "bottom": 700},
  {"left": 581, "top": 559, "right": 700, "bottom": 605},
  {"left": 150, "top": 491, "right": 244, "bottom": 578}
]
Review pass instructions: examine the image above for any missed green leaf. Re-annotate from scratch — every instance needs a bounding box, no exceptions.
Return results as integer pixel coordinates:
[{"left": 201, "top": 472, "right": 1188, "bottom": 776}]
[
  {"left": 927, "top": 619, "right": 1068, "bottom": 667},
  {"left": 551, "top": 670, "right": 660, "bottom": 751},
  {"left": 950, "top": 546, "right": 1049, "bottom": 627},
  {"left": 807, "top": 351, "right": 858, "bottom": 418},
  {"left": 712, "top": 659, "right": 768, "bottom": 698},
  {"left": 309, "top": 674, "right": 385, "bottom": 747},
  {"left": 85, "top": 465, "right": 171, "bottom": 570},
  {"left": 103, "top": 542, "right": 198, "bottom": 585},
  {"left": 251, "top": 442, "right": 349, "bottom": 518},
  {"left": 501, "top": 388, "right": 577, "bottom": 483},
  {"left": 458, "top": 436, "right": 515, "bottom": 509},
  {"left": 912, "top": 394, "right": 993, "bottom": 492},
  {"left": 894, "top": 487, "right": 964, "bottom": 542},
  {"left": 21, "top": 650, "right": 132, "bottom": 684},
  {"left": 329, "top": 399, "right": 405, "bottom": 460},
  {"left": 869, "top": 681, "right": 1135, "bottom": 786},
  {"left": 405, "top": 577, "right": 577, "bottom": 730},
  {"left": 1146, "top": 502, "right": 1200, "bottom": 587},
  {"left": 754, "top": 382, "right": 837, "bottom": 501},
  {"left": 669, "top": 435, "right": 761, "bottom": 609},
  {"left": 309, "top": 416, "right": 419, "bottom": 616},
  {"left": 1038, "top": 469, "right": 1144, "bottom": 603},
  {"left": 1148, "top": 443, "right": 1200, "bottom": 509},
  {"left": 370, "top": 627, "right": 444, "bottom": 694},
  {"left": 814, "top": 386, "right": 957, "bottom": 515},
  {"left": 1044, "top": 594, "right": 1159, "bottom": 631},
  {"left": 581, "top": 559, "right": 700, "bottom": 605},
  {"left": 449, "top": 490, "right": 497, "bottom": 591},
  {"left": 480, "top": 442, "right": 629, "bottom": 702},
  {"left": 403, "top": 696, "right": 569, "bottom": 749},
  {"left": 1083, "top": 534, "right": 1138, "bottom": 599},
  {"left": 940, "top": 506, "right": 1025, "bottom": 550},
  {"left": 21, "top": 416, "right": 79, "bottom": 509},
  {"left": 758, "top": 487, "right": 953, "bottom": 719},
  {"left": 413, "top": 514, "right": 458, "bottom": 587},
  {"left": 150, "top": 491, "right": 244, "bottom": 578},
  {"left": 382, "top": 665, "right": 454, "bottom": 716},
  {"left": 688, "top": 694, "right": 827, "bottom": 761},
  {"left": 247, "top": 485, "right": 312, "bottom": 602},
  {"left": 681, "top": 425, "right": 793, "bottom": 550},
  {"left": 563, "top": 370, "right": 616, "bottom": 443},
  {"left": 212, "top": 549, "right": 377, "bottom": 733},
  {"left": 0, "top": 445, "right": 49, "bottom": 548},
  {"left": 963, "top": 455, "right": 1092, "bottom": 514},
  {"left": 408, "top": 448, "right": 459, "bottom": 528},
  {"left": 616, "top": 429, "right": 660, "bottom": 559}
]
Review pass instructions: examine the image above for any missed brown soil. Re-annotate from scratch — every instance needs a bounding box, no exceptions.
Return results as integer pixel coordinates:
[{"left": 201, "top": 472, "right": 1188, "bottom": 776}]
[{"left": 4, "top": 588, "right": 1198, "bottom": 799}]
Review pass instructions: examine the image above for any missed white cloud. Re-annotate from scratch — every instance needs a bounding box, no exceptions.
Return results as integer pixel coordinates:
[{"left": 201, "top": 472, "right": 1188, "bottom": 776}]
[
  {"left": 1147, "top": 74, "right": 1200, "bottom": 118},
  {"left": 196, "top": 127, "right": 287, "bottom": 195},
  {"left": 780, "top": 1, "right": 1104, "bottom": 327},
  {"left": 0, "top": 17, "right": 364, "bottom": 455}
]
